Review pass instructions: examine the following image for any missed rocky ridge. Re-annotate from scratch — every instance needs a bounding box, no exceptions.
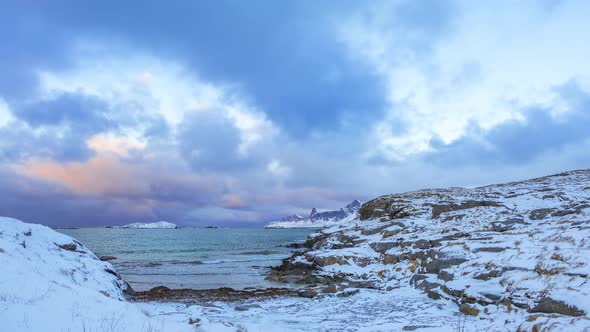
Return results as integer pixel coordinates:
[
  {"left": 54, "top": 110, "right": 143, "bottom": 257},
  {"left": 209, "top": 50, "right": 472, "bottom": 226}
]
[
  {"left": 268, "top": 170, "right": 590, "bottom": 330},
  {"left": 265, "top": 200, "right": 362, "bottom": 228}
]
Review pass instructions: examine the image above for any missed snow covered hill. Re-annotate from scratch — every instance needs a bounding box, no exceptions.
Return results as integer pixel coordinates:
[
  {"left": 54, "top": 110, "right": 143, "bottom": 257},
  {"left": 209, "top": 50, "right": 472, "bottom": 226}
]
[
  {"left": 265, "top": 200, "right": 361, "bottom": 229},
  {"left": 0, "top": 217, "right": 222, "bottom": 332},
  {"left": 115, "top": 221, "right": 177, "bottom": 229},
  {"left": 270, "top": 170, "right": 590, "bottom": 330}
]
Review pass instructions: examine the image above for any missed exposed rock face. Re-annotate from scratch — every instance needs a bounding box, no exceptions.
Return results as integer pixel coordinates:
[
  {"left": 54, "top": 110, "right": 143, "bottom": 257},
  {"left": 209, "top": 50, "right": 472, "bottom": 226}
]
[
  {"left": 271, "top": 170, "right": 590, "bottom": 327},
  {"left": 309, "top": 208, "right": 318, "bottom": 218},
  {"left": 530, "top": 297, "right": 585, "bottom": 317}
]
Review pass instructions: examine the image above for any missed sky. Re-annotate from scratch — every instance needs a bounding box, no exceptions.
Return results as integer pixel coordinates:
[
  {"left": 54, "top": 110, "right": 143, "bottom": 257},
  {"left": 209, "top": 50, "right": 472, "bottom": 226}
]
[{"left": 1, "top": 0, "right": 589, "bottom": 227}]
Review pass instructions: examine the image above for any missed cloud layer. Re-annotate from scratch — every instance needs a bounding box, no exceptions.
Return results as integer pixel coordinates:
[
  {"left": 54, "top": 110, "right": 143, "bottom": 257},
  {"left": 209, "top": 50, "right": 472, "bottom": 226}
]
[{"left": 1, "top": 0, "right": 589, "bottom": 226}]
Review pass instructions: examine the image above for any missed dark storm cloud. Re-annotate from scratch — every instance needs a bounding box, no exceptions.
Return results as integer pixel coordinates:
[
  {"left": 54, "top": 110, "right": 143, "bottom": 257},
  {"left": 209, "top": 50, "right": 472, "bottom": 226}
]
[
  {"left": 1, "top": 0, "right": 588, "bottom": 227},
  {"left": 178, "top": 111, "right": 253, "bottom": 172},
  {"left": 1, "top": 0, "right": 393, "bottom": 136}
]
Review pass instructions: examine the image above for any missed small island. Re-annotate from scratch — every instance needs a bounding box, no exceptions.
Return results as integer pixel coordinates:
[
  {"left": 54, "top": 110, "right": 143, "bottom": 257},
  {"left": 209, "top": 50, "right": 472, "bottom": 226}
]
[{"left": 111, "top": 221, "right": 178, "bottom": 229}]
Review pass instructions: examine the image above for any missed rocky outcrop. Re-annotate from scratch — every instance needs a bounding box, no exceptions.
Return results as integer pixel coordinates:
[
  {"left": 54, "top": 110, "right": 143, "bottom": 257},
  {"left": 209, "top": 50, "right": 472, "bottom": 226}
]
[{"left": 271, "top": 170, "right": 590, "bottom": 327}]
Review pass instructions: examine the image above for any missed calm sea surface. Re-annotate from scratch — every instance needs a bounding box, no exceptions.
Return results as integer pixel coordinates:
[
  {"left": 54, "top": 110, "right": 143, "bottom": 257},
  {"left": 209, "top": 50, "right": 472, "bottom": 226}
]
[{"left": 57, "top": 227, "right": 313, "bottom": 291}]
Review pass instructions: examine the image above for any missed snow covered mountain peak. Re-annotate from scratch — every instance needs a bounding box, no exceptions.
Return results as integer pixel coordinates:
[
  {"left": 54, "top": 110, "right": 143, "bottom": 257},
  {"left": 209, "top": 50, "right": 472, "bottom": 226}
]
[{"left": 265, "top": 200, "right": 362, "bottom": 229}]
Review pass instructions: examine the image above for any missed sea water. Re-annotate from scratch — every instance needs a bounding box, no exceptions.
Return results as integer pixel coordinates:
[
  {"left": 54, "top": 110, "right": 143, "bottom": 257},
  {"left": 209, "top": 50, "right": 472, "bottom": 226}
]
[{"left": 57, "top": 227, "right": 312, "bottom": 291}]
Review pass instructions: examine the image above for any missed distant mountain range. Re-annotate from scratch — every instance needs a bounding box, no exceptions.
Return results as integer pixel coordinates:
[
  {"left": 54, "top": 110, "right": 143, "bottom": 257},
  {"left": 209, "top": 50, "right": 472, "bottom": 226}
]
[{"left": 265, "top": 200, "right": 362, "bottom": 229}]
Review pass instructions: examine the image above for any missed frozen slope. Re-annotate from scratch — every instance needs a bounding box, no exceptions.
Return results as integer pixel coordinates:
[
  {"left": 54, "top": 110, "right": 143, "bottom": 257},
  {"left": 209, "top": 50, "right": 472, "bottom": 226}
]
[
  {"left": 271, "top": 170, "right": 590, "bottom": 331},
  {"left": 0, "top": 217, "right": 210, "bottom": 332}
]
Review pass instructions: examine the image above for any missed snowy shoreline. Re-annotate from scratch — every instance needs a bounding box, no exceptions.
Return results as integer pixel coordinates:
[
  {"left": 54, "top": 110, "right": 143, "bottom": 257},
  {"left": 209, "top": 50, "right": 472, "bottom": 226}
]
[{"left": 2, "top": 170, "right": 590, "bottom": 331}]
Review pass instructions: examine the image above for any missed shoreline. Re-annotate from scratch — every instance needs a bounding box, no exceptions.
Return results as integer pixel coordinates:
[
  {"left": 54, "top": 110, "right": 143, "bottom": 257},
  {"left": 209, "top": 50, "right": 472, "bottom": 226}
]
[{"left": 129, "top": 285, "right": 302, "bottom": 303}]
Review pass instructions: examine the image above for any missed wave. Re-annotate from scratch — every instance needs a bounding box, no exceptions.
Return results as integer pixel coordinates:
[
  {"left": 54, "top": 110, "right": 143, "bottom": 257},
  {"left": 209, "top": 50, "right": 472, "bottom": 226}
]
[
  {"left": 124, "top": 272, "right": 248, "bottom": 276},
  {"left": 117, "top": 248, "right": 218, "bottom": 254},
  {"left": 237, "top": 250, "right": 279, "bottom": 255},
  {"left": 169, "top": 260, "right": 204, "bottom": 265}
]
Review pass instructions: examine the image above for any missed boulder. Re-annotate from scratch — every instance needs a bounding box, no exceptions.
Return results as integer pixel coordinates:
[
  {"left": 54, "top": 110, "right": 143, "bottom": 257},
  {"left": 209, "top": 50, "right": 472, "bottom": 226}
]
[
  {"left": 459, "top": 304, "right": 480, "bottom": 316},
  {"left": 530, "top": 297, "right": 585, "bottom": 317},
  {"left": 432, "top": 201, "right": 501, "bottom": 218}
]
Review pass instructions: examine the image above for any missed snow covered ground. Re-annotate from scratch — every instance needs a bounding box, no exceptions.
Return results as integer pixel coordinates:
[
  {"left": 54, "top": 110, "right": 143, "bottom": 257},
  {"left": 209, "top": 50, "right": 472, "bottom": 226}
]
[
  {"left": 114, "top": 221, "right": 177, "bottom": 229},
  {"left": 0, "top": 216, "right": 462, "bottom": 332},
  {"left": 0, "top": 217, "right": 199, "bottom": 332},
  {"left": 274, "top": 169, "right": 590, "bottom": 331}
]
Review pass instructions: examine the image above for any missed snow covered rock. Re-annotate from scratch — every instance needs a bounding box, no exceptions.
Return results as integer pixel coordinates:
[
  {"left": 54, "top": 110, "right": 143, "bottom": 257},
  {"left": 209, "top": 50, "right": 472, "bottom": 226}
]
[
  {"left": 272, "top": 170, "right": 590, "bottom": 330},
  {"left": 265, "top": 200, "right": 362, "bottom": 229},
  {"left": 115, "top": 221, "right": 177, "bottom": 229}
]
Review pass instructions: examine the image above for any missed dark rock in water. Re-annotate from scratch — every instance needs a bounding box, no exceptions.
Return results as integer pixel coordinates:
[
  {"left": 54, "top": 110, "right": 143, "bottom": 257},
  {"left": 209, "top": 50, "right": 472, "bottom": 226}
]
[
  {"left": 266, "top": 254, "right": 323, "bottom": 284},
  {"left": 282, "top": 242, "right": 307, "bottom": 249},
  {"left": 99, "top": 255, "right": 117, "bottom": 261},
  {"left": 235, "top": 304, "right": 262, "bottom": 311},
  {"left": 530, "top": 297, "right": 585, "bottom": 317}
]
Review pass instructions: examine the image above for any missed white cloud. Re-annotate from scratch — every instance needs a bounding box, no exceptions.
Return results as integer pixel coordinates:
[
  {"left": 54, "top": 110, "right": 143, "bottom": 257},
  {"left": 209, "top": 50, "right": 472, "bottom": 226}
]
[
  {"left": 36, "top": 47, "right": 279, "bottom": 157},
  {"left": 86, "top": 133, "right": 146, "bottom": 157},
  {"left": 0, "top": 98, "right": 14, "bottom": 127},
  {"left": 338, "top": 0, "right": 590, "bottom": 161},
  {"left": 267, "top": 159, "right": 291, "bottom": 178}
]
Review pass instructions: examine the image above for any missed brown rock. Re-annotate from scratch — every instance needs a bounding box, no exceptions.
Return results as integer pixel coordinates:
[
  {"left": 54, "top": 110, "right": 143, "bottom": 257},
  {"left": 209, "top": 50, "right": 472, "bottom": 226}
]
[
  {"left": 459, "top": 304, "right": 480, "bottom": 316},
  {"left": 530, "top": 297, "right": 585, "bottom": 317}
]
